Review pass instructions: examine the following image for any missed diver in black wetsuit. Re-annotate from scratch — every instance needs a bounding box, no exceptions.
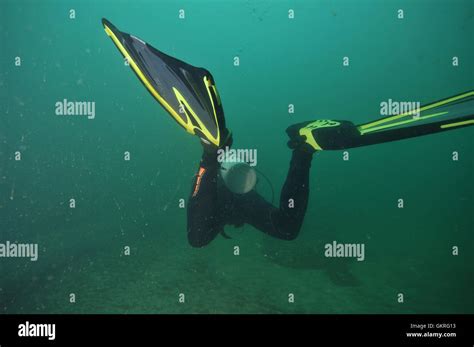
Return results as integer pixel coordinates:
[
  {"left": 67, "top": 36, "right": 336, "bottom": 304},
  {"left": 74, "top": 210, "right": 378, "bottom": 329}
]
[
  {"left": 187, "top": 131, "right": 314, "bottom": 248},
  {"left": 102, "top": 19, "right": 474, "bottom": 249}
]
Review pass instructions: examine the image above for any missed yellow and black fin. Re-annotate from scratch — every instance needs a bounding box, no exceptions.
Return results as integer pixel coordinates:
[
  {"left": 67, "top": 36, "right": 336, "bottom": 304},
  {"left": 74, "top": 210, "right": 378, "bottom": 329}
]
[
  {"left": 287, "top": 90, "right": 474, "bottom": 151},
  {"left": 102, "top": 18, "right": 226, "bottom": 146}
]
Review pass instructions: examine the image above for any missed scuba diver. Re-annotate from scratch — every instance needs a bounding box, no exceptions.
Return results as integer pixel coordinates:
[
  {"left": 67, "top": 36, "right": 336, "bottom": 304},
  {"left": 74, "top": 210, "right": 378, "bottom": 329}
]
[
  {"left": 187, "top": 128, "right": 315, "bottom": 247},
  {"left": 102, "top": 18, "right": 474, "bottom": 248}
]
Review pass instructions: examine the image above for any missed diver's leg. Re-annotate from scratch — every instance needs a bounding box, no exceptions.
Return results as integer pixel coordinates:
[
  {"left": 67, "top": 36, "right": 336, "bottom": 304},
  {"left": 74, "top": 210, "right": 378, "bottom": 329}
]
[
  {"left": 239, "top": 149, "right": 313, "bottom": 240},
  {"left": 277, "top": 149, "right": 313, "bottom": 236},
  {"left": 187, "top": 151, "right": 223, "bottom": 247}
]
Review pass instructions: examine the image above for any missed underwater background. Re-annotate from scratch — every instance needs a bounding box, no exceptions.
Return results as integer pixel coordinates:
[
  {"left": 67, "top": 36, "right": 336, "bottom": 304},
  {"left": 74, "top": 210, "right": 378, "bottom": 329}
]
[{"left": 0, "top": 0, "right": 472, "bottom": 313}]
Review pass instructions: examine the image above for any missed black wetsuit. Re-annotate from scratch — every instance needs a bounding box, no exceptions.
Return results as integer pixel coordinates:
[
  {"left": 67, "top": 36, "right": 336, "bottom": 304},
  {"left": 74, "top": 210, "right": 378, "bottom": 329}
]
[{"left": 187, "top": 149, "right": 313, "bottom": 247}]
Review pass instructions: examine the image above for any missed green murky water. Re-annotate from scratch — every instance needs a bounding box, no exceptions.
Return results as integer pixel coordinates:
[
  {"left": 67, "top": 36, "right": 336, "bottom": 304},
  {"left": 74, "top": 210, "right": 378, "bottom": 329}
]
[{"left": 0, "top": 0, "right": 472, "bottom": 313}]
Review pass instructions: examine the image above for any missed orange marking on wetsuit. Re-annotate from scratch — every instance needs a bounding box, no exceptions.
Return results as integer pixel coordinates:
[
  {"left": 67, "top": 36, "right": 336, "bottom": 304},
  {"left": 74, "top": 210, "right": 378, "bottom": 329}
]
[{"left": 192, "top": 167, "right": 206, "bottom": 197}]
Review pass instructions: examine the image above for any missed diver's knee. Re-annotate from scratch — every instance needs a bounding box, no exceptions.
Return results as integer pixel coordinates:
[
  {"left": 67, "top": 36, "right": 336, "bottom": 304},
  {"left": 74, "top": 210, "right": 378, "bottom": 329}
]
[
  {"left": 281, "top": 231, "right": 299, "bottom": 241},
  {"left": 277, "top": 224, "right": 301, "bottom": 241},
  {"left": 187, "top": 233, "right": 210, "bottom": 248}
]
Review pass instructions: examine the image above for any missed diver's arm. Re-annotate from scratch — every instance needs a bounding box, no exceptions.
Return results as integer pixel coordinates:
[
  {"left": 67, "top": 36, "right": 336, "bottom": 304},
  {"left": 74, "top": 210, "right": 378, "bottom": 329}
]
[
  {"left": 239, "top": 149, "right": 313, "bottom": 240},
  {"left": 186, "top": 130, "right": 233, "bottom": 248},
  {"left": 187, "top": 150, "right": 222, "bottom": 247}
]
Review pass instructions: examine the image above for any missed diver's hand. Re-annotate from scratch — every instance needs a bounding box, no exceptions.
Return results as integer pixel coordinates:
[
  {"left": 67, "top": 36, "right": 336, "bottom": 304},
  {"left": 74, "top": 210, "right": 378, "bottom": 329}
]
[{"left": 200, "top": 128, "right": 233, "bottom": 154}]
